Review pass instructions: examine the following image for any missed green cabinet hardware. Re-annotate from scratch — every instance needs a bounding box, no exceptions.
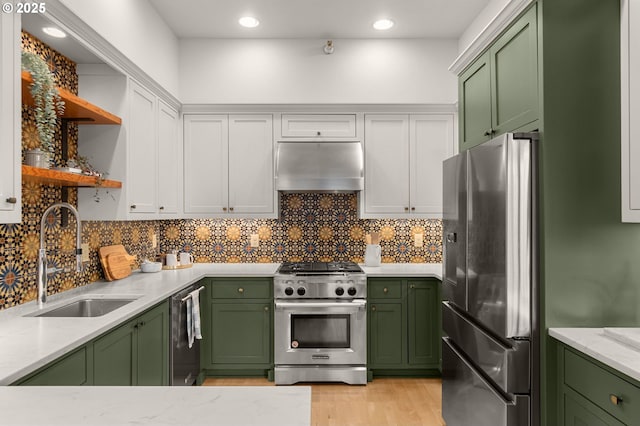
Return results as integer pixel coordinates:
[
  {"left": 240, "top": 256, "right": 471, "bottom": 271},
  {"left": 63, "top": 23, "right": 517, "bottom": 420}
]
[
  {"left": 14, "top": 345, "right": 93, "bottom": 386},
  {"left": 459, "top": 5, "right": 538, "bottom": 151},
  {"left": 93, "top": 300, "right": 169, "bottom": 386},
  {"left": 201, "top": 278, "right": 273, "bottom": 377},
  {"left": 367, "top": 277, "right": 440, "bottom": 378},
  {"left": 557, "top": 342, "right": 640, "bottom": 425}
]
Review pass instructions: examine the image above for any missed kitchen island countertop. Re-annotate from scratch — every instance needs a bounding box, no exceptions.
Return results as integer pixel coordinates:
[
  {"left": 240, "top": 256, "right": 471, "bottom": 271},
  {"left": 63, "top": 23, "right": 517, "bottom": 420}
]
[
  {"left": 550, "top": 327, "right": 640, "bottom": 383},
  {"left": 0, "top": 262, "right": 441, "bottom": 385},
  {"left": 0, "top": 386, "right": 310, "bottom": 425}
]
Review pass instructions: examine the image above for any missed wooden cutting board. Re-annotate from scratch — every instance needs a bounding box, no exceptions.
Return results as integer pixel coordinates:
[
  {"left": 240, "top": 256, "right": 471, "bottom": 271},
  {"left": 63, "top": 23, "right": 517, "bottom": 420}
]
[
  {"left": 105, "top": 253, "right": 132, "bottom": 280},
  {"left": 98, "top": 245, "right": 136, "bottom": 281}
]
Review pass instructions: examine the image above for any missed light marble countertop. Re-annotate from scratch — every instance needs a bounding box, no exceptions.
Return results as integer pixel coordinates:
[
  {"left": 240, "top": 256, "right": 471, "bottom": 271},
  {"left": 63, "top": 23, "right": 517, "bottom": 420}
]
[
  {"left": 549, "top": 327, "right": 640, "bottom": 383},
  {"left": 0, "top": 262, "right": 441, "bottom": 385},
  {"left": 0, "top": 386, "right": 311, "bottom": 425}
]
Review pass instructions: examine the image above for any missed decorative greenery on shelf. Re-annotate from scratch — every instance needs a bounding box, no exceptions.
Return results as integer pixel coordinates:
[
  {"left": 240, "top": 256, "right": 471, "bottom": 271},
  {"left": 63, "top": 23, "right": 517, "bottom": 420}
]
[
  {"left": 21, "top": 51, "right": 65, "bottom": 156},
  {"left": 68, "top": 156, "right": 114, "bottom": 203}
]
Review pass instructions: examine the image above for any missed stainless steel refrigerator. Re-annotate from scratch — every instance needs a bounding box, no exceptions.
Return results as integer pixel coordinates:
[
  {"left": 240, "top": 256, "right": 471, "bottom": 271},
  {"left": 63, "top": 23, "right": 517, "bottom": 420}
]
[{"left": 442, "top": 133, "right": 539, "bottom": 426}]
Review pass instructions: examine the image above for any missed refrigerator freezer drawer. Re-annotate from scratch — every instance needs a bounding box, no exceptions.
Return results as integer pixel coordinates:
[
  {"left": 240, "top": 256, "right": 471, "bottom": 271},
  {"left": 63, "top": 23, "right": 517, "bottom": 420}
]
[
  {"left": 443, "top": 301, "right": 530, "bottom": 394},
  {"left": 442, "top": 338, "right": 530, "bottom": 426}
]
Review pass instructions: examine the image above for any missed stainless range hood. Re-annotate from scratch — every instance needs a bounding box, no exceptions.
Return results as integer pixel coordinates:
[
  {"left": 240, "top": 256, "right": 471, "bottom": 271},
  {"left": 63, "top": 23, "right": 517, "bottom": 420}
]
[{"left": 275, "top": 141, "right": 364, "bottom": 192}]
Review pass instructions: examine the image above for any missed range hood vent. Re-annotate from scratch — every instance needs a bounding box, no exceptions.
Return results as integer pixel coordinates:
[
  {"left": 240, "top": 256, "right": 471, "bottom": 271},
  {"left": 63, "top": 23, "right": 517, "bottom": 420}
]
[{"left": 275, "top": 141, "right": 364, "bottom": 193}]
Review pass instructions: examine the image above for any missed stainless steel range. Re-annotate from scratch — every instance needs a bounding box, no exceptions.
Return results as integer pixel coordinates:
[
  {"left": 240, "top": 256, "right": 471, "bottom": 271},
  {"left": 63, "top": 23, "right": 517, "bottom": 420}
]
[{"left": 274, "top": 261, "right": 367, "bottom": 385}]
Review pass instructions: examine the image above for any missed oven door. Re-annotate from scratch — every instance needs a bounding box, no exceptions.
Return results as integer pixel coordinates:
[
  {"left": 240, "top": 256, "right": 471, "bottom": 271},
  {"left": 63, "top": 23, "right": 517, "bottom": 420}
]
[{"left": 274, "top": 299, "right": 367, "bottom": 365}]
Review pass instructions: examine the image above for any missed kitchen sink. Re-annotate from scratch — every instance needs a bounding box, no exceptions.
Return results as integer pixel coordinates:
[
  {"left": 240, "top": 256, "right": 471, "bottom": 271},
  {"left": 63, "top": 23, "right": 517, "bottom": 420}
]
[{"left": 30, "top": 297, "right": 139, "bottom": 318}]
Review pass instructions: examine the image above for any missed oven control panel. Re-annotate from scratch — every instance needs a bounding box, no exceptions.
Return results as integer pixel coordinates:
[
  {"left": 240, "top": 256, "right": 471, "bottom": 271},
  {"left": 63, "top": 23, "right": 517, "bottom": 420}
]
[{"left": 274, "top": 275, "right": 367, "bottom": 299}]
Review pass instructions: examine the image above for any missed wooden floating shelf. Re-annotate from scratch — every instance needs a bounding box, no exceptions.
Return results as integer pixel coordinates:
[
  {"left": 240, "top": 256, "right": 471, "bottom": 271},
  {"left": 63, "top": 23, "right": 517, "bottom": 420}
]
[
  {"left": 22, "top": 165, "right": 122, "bottom": 188},
  {"left": 21, "top": 70, "right": 122, "bottom": 125}
]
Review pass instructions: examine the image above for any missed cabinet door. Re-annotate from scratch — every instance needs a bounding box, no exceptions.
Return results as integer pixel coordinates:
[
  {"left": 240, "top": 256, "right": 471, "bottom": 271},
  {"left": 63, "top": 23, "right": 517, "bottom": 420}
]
[
  {"left": 0, "top": 10, "right": 20, "bottom": 223},
  {"left": 409, "top": 114, "right": 455, "bottom": 216},
  {"left": 490, "top": 6, "right": 538, "bottom": 136},
  {"left": 209, "top": 302, "right": 271, "bottom": 365},
  {"left": 368, "top": 302, "right": 405, "bottom": 367},
  {"left": 135, "top": 301, "right": 169, "bottom": 385},
  {"left": 228, "top": 115, "right": 274, "bottom": 214},
  {"left": 408, "top": 280, "right": 440, "bottom": 367},
  {"left": 18, "top": 345, "right": 93, "bottom": 386},
  {"left": 128, "top": 80, "right": 157, "bottom": 214},
  {"left": 183, "top": 115, "right": 228, "bottom": 214},
  {"left": 563, "top": 389, "right": 625, "bottom": 426},
  {"left": 459, "top": 51, "right": 492, "bottom": 151},
  {"left": 364, "top": 115, "right": 410, "bottom": 214},
  {"left": 281, "top": 114, "right": 356, "bottom": 138},
  {"left": 93, "top": 320, "right": 136, "bottom": 385},
  {"left": 157, "top": 100, "right": 180, "bottom": 215}
]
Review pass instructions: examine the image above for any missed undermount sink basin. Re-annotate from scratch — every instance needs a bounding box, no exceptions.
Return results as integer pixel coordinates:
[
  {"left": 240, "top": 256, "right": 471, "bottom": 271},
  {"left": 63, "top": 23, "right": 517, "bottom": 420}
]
[{"left": 30, "top": 297, "right": 139, "bottom": 318}]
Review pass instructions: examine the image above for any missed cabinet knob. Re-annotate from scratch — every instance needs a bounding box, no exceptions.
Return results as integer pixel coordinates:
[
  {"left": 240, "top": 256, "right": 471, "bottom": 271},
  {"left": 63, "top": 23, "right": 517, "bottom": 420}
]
[
  {"left": 229, "top": 207, "right": 234, "bottom": 212},
  {"left": 484, "top": 129, "right": 495, "bottom": 136},
  {"left": 238, "top": 287, "right": 244, "bottom": 293},
  {"left": 383, "top": 287, "right": 388, "bottom": 294},
  {"left": 404, "top": 207, "right": 409, "bottom": 212},
  {"left": 223, "top": 207, "right": 227, "bottom": 212},
  {"left": 372, "top": 305, "right": 376, "bottom": 311},
  {"left": 159, "top": 206, "right": 165, "bottom": 210},
  {"left": 5, "top": 197, "right": 17, "bottom": 204},
  {"left": 411, "top": 207, "right": 415, "bottom": 211},
  {"left": 130, "top": 204, "right": 137, "bottom": 209},
  {"left": 610, "top": 394, "right": 623, "bottom": 405},
  {"left": 410, "top": 284, "right": 416, "bottom": 289},
  {"left": 316, "top": 131, "right": 321, "bottom": 136},
  {"left": 264, "top": 306, "right": 269, "bottom": 311}
]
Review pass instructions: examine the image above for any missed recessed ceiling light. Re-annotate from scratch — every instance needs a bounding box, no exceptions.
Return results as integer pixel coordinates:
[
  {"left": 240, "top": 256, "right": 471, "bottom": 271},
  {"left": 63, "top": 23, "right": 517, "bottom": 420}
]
[
  {"left": 373, "top": 19, "right": 394, "bottom": 31},
  {"left": 239, "top": 16, "right": 260, "bottom": 28},
  {"left": 42, "top": 27, "right": 67, "bottom": 38}
]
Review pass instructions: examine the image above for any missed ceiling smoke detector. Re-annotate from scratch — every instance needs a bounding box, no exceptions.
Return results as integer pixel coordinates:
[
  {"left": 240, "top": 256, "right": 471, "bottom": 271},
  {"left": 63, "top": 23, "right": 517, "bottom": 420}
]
[{"left": 323, "top": 40, "right": 334, "bottom": 55}]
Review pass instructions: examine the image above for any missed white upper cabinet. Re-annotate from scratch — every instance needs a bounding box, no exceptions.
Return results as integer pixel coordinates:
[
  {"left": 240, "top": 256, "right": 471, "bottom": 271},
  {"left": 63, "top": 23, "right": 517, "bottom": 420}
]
[
  {"left": 157, "top": 100, "right": 180, "bottom": 215},
  {"left": 622, "top": 0, "right": 640, "bottom": 222},
  {"left": 78, "top": 69, "right": 181, "bottom": 220},
  {"left": 183, "top": 114, "right": 276, "bottom": 218},
  {"left": 0, "top": 9, "right": 20, "bottom": 224},
  {"left": 362, "top": 113, "right": 455, "bottom": 219},
  {"left": 128, "top": 81, "right": 157, "bottom": 214},
  {"left": 281, "top": 114, "right": 356, "bottom": 138}
]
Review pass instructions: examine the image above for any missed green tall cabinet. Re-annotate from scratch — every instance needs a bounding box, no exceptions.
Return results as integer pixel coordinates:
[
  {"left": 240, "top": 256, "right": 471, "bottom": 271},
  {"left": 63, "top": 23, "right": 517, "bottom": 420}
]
[
  {"left": 201, "top": 278, "right": 273, "bottom": 377},
  {"left": 367, "top": 277, "right": 440, "bottom": 378},
  {"left": 93, "top": 301, "right": 169, "bottom": 386},
  {"left": 459, "top": 5, "right": 538, "bottom": 150}
]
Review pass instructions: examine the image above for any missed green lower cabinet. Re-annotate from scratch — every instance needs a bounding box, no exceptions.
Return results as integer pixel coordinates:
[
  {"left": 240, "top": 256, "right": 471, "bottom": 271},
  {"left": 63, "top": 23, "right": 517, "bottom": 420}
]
[
  {"left": 201, "top": 278, "right": 273, "bottom": 377},
  {"left": 367, "top": 277, "right": 440, "bottom": 378},
  {"left": 557, "top": 343, "right": 640, "bottom": 425},
  {"left": 93, "top": 301, "right": 169, "bottom": 386},
  {"left": 15, "top": 345, "right": 93, "bottom": 386}
]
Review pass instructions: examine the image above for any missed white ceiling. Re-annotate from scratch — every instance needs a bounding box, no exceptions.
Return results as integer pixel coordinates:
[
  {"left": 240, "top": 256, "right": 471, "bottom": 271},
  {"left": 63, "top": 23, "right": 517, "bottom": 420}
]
[{"left": 149, "top": 0, "right": 490, "bottom": 39}]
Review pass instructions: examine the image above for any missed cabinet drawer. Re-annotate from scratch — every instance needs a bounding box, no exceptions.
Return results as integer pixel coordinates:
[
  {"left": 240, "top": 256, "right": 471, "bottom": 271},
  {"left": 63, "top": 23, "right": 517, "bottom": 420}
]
[
  {"left": 209, "top": 279, "right": 272, "bottom": 299},
  {"left": 368, "top": 279, "right": 402, "bottom": 299},
  {"left": 564, "top": 348, "right": 640, "bottom": 424},
  {"left": 281, "top": 114, "right": 356, "bottom": 138}
]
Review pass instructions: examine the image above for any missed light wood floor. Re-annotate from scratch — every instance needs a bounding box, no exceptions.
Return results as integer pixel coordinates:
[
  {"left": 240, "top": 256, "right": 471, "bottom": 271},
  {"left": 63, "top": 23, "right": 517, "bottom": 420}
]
[{"left": 203, "top": 377, "right": 445, "bottom": 426}]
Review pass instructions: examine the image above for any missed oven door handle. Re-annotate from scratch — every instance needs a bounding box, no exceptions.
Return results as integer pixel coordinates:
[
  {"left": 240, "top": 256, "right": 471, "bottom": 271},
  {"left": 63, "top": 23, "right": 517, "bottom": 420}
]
[{"left": 274, "top": 300, "right": 367, "bottom": 311}]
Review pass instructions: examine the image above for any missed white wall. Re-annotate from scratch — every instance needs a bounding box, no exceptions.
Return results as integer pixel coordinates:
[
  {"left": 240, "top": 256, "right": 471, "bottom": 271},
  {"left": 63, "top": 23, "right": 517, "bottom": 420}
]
[
  {"left": 179, "top": 38, "right": 458, "bottom": 104},
  {"left": 59, "top": 0, "right": 180, "bottom": 98},
  {"left": 458, "top": 0, "right": 512, "bottom": 54}
]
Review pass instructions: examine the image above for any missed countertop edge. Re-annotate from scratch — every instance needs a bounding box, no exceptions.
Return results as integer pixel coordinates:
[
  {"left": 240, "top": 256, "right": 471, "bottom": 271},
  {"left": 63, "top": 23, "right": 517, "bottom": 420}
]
[{"left": 549, "top": 327, "right": 640, "bottom": 384}]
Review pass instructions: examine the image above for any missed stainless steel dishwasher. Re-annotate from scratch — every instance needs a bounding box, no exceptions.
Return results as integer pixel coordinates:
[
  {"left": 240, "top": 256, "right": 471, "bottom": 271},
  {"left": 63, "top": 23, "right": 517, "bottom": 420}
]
[{"left": 170, "top": 283, "right": 203, "bottom": 385}]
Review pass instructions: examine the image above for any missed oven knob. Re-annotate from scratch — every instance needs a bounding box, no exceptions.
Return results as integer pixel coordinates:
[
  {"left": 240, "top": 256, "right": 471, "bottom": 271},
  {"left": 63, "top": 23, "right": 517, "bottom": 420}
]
[
  {"left": 347, "top": 287, "right": 357, "bottom": 296},
  {"left": 335, "top": 287, "right": 345, "bottom": 296},
  {"left": 297, "top": 287, "right": 306, "bottom": 296},
  {"left": 284, "top": 287, "right": 294, "bottom": 296}
]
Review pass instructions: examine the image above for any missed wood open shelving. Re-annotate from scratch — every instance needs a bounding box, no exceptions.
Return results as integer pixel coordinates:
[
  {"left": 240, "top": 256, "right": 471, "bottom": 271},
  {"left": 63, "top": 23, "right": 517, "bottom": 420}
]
[
  {"left": 21, "top": 70, "right": 122, "bottom": 125},
  {"left": 22, "top": 165, "right": 122, "bottom": 188}
]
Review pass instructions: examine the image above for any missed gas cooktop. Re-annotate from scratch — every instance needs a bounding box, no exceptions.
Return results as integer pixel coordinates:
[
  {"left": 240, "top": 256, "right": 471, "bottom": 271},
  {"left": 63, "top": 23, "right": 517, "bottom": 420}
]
[{"left": 277, "top": 261, "right": 364, "bottom": 275}]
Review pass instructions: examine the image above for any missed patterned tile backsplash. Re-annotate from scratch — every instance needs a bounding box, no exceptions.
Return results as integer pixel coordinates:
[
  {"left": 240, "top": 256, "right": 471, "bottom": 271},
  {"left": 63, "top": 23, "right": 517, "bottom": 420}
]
[{"left": 0, "top": 33, "right": 442, "bottom": 311}]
